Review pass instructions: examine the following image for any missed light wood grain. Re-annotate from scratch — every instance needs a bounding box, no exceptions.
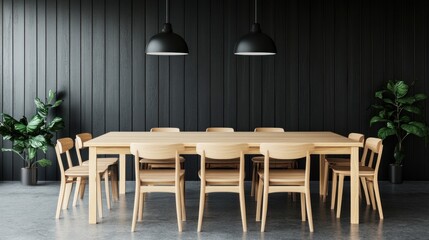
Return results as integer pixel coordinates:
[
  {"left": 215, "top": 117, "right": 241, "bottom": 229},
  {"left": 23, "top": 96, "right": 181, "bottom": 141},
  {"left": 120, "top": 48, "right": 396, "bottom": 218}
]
[{"left": 86, "top": 131, "right": 363, "bottom": 225}]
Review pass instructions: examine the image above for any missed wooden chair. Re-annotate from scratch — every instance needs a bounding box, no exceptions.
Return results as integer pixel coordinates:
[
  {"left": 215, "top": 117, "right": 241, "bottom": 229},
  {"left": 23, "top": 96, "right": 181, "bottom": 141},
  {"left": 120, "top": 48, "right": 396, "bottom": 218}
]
[
  {"left": 74, "top": 133, "right": 119, "bottom": 205},
  {"left": 130, "top": 143, "right": 186, "bottom": 232},
  {"left": 322, "top": 133, "right": 365, "bottom": 202},
  {"left": 250, "top": 127, "right": 297, "bottom": 197},
  {"left": 196, "top": 143, "right": 249, "bottom": 232},
  {"left": 139, "top": 128, "right": 185, "bottom": 169},
  {"left": 256, "top": 143, "right": 315, "bottom": 232},
  {"left": 55, "top": 138, "right": 110, "bottom": 219},
  {"left": 330, "top": 137, "right": 384, "bottom": 219},
  {"left": 205, "top": 127, "right": 239, "bottom": 169}
]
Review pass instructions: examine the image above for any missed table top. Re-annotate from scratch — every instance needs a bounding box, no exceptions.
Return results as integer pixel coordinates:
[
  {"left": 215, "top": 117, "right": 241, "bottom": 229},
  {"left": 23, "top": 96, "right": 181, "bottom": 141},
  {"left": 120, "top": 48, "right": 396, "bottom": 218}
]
[{"left": 84, "top": 131, "right": 363, "bottom": 148}]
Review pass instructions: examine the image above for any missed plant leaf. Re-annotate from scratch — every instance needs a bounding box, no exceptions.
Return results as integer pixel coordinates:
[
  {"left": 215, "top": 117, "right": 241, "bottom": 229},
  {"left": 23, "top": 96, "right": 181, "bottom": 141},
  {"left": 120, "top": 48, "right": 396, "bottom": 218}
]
[
  {"left": 414, "top": 93, "right": 427, "bottom": 101},
  {"left": 29, "top": 135, "right": 47, "bottom": 149},
  {"left": 27, "top": 147, "right": 37, "bottom": 160},
  {"left": 378, "top": 127, "right": 397, "bottom": 139},
  {"left": 375, "top": 90, "right": 386, "bottom": 99},
  {"left": 370, "top": 116, "right": 387, "bottom": 126},
  {"left": 52, "top": 100, "right": 63, "bottom": 108},
  {"left": 403, "top": 105, "right": 421, "bottom": 114},
  {"left": 382, "top": 98, "right": 394, "bottom": 105},
  {"left": 401, "top": 124, "right": 426, "bottom": 137},
  {"left": 48, "top": 90, "right": 55, "bottom": 103},
  {"left": 47, "top": 117, "right": 64, "bottom": 131},
  {"left": 394, "top": 81, "right": 409, "bottom": 98},
  {"left": 14, "top": 123, "right": 27, "bottom": 133},
  {"left": 387, "top": 121, "right": 395, "bottom": 129},
  {"left": 34, "top": 98, "right": 45, "bottom": 109},
  {"left": 397, "top": 96, "right": 415, "bottom": 104},
  {"left": 1, "top": 148, "right": 22, "bottom": 156},
  {"left": 27, "top": 115, "right": 43, "bottom": 133},
  {"left": 35, "top": 158, "right": 52, "bottom": 167},
  {"left": 371, "top": 104, "right": 384, "bottom": 110}
]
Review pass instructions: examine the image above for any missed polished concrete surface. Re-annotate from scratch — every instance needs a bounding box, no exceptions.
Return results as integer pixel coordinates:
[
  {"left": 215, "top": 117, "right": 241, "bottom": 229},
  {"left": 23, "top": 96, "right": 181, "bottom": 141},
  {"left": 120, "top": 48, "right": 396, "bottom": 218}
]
[{"left": 0, "top": 181, "right": 428, "bottom": 240}]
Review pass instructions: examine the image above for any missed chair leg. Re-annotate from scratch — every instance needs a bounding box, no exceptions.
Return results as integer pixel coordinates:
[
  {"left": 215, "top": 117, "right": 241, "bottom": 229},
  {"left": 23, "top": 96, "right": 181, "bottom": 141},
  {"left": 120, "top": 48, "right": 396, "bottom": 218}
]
[
  {"left": 336, "top": 174, "right": 345, "bottom": 218},
  {"left": 360, "top": 177, "right": 371, "bottom": 205},
  {"left": 180, "top": 177, "right": 186, "bottom": 221},
  {"left": 251, "top": 163, "right": 257, "bottom": 197},
  {"left": 73, "top": 177, "right": 82, "bottom": 207},
  {"left": 305, "top": 190, "right": 314, "bottom": 232},
  {"left": 197, "top": 184, "right": 206, "bottom": 232},
  {"left": 131, "top": 186, "right": 140, "bottom": 232},
  {"left": 104, "top": 172, "right": 111, "bottom": 210},
  {"left": 175, "top": 185, "right": 183, "bottom": 232},
  {"left": 331, "top": 172, "right": 338, "bottom": 210},
  {"left": 256, "top": 178, "right": 263, "bottom": 221},
  {"left": 79, "top": 178, "right": 86, "bottom": 199},
  {"left": 97, "top": 175, "right": 103, "bottom": 218},
  {"left": 62, "top": 178, "right": 74, "bottom": 209},
  {"left": 110, "top": 165, "right": 119, "bottom": 201},
  {"left": 373, "top": 180, "right": 384, "bottom": 219},
  {"left": 239, "top": 183, "right": 247, "bottom": 232},
  {"left": 138, "top": 192, "right": 144, "bottom": 221},
  {"left": 55, "top": 180, "right": 66, "bottom": 219},
  {"left": 367, "top": 181, "right": 376, "bottom": 210},
  {"left": 301, "top": 193, "right": 306, "bottom": 221},
  {"left": 260, "top": 184, "right": 269, "bottom": 232},
  {"left": 322, "top": 162, "right": 330, "bottom": 202}
]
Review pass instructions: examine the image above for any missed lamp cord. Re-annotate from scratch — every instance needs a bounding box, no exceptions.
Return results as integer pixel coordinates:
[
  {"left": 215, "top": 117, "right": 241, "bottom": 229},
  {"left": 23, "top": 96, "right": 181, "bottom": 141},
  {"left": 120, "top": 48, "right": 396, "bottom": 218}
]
[
  {"left": 254, "top": 0, "right": 257, "bottom": 23},
  {"left": 166, "top": 0, "right": 169, "bottom": 23}
]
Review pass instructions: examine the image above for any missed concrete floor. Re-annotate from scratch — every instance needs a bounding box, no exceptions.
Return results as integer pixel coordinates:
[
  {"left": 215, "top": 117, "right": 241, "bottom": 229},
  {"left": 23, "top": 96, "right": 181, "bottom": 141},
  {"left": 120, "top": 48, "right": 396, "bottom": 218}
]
[{"left": 0, "top": 181, "right": 428, "bottom": 240}]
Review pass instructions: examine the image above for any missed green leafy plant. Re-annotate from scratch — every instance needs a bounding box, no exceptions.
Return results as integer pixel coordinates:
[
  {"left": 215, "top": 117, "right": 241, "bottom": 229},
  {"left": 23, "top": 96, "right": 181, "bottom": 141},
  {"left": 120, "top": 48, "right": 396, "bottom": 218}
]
[
  {"left": 370, "top": 80, "right": 429, "bottom": 166},
  {"left": 0, "top": 90, "right": 64, "bottom": 168}
]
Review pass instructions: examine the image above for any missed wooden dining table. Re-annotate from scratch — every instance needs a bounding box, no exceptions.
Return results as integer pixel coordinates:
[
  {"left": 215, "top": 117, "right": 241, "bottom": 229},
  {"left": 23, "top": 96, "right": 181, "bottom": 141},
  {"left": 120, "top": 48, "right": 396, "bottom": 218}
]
[{"left": 84, "top": 131, "right": 362, "bottom": 225}]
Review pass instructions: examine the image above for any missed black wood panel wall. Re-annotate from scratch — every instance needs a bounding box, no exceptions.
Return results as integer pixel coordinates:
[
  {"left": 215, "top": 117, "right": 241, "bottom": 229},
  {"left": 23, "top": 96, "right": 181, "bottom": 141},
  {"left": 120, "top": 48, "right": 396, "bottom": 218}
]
[{"left": 1, "top": 0, "right": 429, "bottom": 181}]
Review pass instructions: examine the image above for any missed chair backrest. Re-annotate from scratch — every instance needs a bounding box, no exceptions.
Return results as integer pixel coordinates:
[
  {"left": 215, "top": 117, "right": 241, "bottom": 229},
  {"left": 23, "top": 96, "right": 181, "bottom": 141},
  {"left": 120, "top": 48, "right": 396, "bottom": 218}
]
[
  {"left": 196, "top": 143, "right": 248, "bottom": 183},
  {"left": 254, "top": 127, "right": 285, "bottom": 132},
  {"left": 205, "top": 127, "right": 234, "bottom": 132},
  {"left": 360, "top": 138, "right": 383, "bottom": 175},
  {"left": 55, "top": 138, "right": 75, "bottom": 178},
  {"left": 150, "top": 127, "right": 180, "bottom": 132},
  {"left": 260, "top": 143, "right": 314, "bottom": 185},
  {"left": 130, "top": 143, "right": 185, "bottom": 184},
  {"left": 75, "top": 133, "right": 93, "bottom": 165},
  {"left": 348, "top": 133, "right": 365, "bottom": 143}
]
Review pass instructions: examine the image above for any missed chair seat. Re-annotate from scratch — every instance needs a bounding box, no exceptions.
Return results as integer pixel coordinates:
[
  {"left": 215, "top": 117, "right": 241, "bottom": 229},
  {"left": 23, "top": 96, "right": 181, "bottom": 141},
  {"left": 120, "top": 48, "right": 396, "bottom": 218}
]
[
  {"left": 198, "top": 169, "right": 240, "bottom": 183},
  {"left": 258, "top": 169, "right": 305, "bottom": 183},
  {"left": 331, "top": 166, "right": 375, "bottom": 175},
  {"left": 325, "top": 157, "right": 352, "bottom": 166},
  {"left": 82, "top": 157, "right": 118, "bottom": 166},
  {"left": 139, "top": 169, "right": 185, "bottom": 183},
  {"left": 65, "top": 165, "right": 108, "bottom": 176}
]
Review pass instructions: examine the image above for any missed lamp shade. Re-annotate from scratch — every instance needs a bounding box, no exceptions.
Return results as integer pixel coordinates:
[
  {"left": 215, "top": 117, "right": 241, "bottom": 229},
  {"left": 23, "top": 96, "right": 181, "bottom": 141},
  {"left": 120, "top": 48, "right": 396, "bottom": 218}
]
[
  {"left": 146, "top": 23, "right": 189, "bottom": 56},
  {"left": 234, "top": 23, "right": 276, "bottom": 56}
]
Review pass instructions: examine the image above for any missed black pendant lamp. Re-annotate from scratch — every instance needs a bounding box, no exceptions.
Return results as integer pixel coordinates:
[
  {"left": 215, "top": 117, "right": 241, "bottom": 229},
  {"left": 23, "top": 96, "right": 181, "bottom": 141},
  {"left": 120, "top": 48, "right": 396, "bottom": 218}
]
[
  {"left": 234, "top": 0, "right": 276, "bottom": 55},
  {"left": 146, "top": 0, "right": 189, "bottom": 55}
]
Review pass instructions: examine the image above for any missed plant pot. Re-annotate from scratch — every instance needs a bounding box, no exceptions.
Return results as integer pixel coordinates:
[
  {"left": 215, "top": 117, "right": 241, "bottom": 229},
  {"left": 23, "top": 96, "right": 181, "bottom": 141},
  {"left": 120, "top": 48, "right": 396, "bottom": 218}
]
[
  {"left": 21, "top": 167, "right": 37, "bottom": 185},
  {"left": 389, "top": 164, "right": 403, "bottom": 184}
]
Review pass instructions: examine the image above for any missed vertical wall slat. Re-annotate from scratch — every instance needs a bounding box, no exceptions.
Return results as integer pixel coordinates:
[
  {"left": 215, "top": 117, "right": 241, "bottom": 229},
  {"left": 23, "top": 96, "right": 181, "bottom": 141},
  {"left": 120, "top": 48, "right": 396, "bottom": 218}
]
[
  {"left": 236, "top": 0, "right": 249, "bottom": 131},
  {"left": 169, "top": 0, "right": 185, "bottom": 130},
  {"left": 105, "top": 0, "right": 119, "bottom": 132},
  {"left": 132, "top": 0, "right": 146, "bottom": 131}
]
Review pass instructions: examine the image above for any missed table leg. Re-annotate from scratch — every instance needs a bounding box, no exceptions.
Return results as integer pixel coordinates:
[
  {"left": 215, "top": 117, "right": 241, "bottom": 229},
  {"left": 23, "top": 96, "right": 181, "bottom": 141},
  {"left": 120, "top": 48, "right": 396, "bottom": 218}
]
[
  {"left": 319, "top": 154, "right": 325, "bottom": 196},
  {"left": 119, "top": 154, "right": 126, "bottom": 194},
  {"left": 89, "top": 147, "right": 98, "bottom": 224},
  {"left": 350, "top": 146, "right": 359, "bottom": 224}
]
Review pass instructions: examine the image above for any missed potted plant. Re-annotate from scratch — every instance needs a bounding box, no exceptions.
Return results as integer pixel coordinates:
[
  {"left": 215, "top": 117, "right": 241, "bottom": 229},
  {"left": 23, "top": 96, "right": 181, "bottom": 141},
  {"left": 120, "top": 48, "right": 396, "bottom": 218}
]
[
  {"left": 0, "top": 90, "right": 64, "bottom": 185},
  {"left": 370, "top": 80, "right": 429, "bottom": 183}
]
